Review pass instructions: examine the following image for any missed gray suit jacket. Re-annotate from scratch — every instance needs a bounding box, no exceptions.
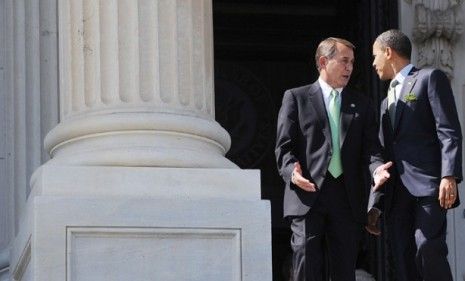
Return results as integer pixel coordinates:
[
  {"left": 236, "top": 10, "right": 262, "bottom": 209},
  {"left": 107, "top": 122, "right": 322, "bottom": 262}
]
[{"left": 275, "top": 81, "right": 383, "bottom": 222}]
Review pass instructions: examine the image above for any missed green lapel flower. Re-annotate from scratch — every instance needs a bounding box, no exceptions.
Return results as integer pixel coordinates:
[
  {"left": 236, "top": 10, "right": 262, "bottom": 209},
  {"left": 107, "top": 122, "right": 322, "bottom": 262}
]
[{"left": 404, "top": 92, "right": 417, "bottom": 102}]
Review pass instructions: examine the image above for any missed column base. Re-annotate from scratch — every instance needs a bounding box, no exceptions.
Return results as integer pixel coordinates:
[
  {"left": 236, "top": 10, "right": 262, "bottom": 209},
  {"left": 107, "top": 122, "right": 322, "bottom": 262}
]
[
  {"left": 12, "top": 166, "right": 272, "bottom": 281},
  {"left": 44, "top": 112, "right": 236, "bottom": 168}
]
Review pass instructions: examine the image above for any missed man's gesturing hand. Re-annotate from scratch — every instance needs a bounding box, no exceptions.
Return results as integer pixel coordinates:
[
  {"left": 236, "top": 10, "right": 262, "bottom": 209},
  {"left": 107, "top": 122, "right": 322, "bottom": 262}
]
[
  {"left": 373, "top": 161, "right": 393, "bottom": 191},
  {"left": 291, "top": 162, "right": 317, "bottom": 192}
]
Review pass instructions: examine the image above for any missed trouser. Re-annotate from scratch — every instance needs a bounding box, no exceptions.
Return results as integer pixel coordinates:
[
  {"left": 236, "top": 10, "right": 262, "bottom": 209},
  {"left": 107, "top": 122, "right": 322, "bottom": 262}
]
[
  {"left": 387, "top": 183, "right": 452, "bottom": 281},
  {"left": 290, "top": 174, "right": 362, "bottom": 281}
]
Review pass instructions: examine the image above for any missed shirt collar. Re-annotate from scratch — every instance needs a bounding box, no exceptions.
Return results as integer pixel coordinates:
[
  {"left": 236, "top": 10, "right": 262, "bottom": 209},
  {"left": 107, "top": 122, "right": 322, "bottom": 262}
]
[
  {"left": 393, "top": 64, "right": 414, "bottom": 85},
  {"left": 318, "top": 77, "right": 343, "bottom": 97}
]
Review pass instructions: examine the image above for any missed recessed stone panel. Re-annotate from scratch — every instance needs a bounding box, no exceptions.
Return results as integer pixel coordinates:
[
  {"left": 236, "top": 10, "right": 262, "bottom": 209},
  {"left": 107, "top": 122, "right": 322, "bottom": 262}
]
[{"left": 67, "top": 227, "right": 241, "bottom": 281}]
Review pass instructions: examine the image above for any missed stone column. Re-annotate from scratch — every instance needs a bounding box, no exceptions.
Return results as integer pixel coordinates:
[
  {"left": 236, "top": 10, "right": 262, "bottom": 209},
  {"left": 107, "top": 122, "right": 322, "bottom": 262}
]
[
  {"left": 11, "top": 1, "right": 271, "bottom": 281},
  {"left": 45, "top": 0, "right": 235, "bottom": 168}
]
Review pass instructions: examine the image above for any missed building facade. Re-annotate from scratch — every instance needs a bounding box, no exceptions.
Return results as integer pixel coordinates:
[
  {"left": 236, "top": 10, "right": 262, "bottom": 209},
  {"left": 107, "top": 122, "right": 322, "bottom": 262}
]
[{"left": 0, "top": 0, "right": 464, "bottom": 280}]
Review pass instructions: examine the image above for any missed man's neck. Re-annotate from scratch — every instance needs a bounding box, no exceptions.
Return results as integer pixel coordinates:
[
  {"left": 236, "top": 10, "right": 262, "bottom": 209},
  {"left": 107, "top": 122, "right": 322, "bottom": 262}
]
[{"left": 391, "top": 59, "right": 410, "bottom": 77}]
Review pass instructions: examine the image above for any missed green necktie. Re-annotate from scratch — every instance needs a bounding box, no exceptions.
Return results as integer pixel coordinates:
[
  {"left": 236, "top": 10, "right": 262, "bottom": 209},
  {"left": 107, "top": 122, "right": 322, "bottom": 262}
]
[
  {"left": 388, "top": 79, "right": 400, "bottom": 127},
  {"left": 328, "top": 89, "right": 343, "bottom": 178}
]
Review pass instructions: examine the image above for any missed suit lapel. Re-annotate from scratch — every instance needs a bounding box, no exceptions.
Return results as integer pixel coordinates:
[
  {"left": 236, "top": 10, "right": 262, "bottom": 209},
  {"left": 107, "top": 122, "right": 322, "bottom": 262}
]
[
  {"left": 340, "top": 89, "right": 355, "bottom": 147},
  {"left": 393, "top": 69, "right": 418, "bottom": 131},
  {"left": 307, "top": 82, "right": 331, "bottom": 142},
  {"left": 381, "top": 96, "right": 394, "bottom": 134}
]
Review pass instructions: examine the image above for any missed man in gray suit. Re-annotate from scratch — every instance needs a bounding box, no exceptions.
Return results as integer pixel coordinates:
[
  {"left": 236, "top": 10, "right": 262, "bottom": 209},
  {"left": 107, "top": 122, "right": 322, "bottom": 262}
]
[
  {"left": 275, "top": 37, "right": 391, "bottom": 281},
  {"left": 368, "top": 29, "right": 462, "bottom": 281}
]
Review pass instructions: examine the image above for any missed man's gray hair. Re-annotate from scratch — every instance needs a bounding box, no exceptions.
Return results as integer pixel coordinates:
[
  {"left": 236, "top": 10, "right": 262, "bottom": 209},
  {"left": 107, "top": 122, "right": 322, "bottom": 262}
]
[{"left": 315, "top": 37, "right": 355, "bottom": 71}]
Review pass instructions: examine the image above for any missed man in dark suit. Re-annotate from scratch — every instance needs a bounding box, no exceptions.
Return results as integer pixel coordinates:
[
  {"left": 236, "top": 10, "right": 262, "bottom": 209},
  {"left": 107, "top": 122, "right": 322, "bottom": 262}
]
[
  {"left": 368, "top": 29, "right": 462, "bottom": 281},
  {"left": 275, "top": 37, "right": 391, "bottom": 281}
]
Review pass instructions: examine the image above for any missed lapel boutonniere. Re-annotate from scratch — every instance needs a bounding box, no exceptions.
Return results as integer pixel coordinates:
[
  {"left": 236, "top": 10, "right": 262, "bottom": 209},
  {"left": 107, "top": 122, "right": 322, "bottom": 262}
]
[{"left": 404, "top": 92, "right": 417, "bottom": 102}]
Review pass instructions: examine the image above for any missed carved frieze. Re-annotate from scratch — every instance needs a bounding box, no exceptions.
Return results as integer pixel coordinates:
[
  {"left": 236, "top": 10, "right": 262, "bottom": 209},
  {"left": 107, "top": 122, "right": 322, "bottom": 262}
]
[{"left": 406, "top": 0, "right": 463, "bottom": 78}]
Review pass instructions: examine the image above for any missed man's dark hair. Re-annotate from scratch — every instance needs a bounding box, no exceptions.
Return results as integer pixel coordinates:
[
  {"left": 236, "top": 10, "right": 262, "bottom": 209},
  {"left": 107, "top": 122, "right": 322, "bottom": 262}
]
[{"left": 375, "top": 29, "right": 412, "bottom": 60}]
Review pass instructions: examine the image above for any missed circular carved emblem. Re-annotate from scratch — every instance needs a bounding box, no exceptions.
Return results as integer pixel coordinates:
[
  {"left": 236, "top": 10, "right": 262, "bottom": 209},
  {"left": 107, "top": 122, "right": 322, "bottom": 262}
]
[{"left": 215, "top": 62, "right": 274, "bottom": 168}]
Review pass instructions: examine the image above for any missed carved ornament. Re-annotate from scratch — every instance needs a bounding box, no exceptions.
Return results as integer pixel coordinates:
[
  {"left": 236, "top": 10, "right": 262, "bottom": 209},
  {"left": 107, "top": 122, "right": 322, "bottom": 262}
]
[{"left": 406, "top": 0, "right": 463, "bottom": 78}]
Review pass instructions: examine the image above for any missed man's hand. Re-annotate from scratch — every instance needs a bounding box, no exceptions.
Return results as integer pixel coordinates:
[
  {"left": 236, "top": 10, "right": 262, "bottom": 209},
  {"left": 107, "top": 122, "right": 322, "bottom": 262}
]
[
  {"left": 373, "top": 161, "right": 393, "bottom": 191},
  {"left": 291, "top": 162, "right": 317, "bottom": 192},
  {"left": 365, "top": 208, "right": 381, "bottom": 236},
  {"left": 438, "top": 176, "right": 457, "bottom": 209}
]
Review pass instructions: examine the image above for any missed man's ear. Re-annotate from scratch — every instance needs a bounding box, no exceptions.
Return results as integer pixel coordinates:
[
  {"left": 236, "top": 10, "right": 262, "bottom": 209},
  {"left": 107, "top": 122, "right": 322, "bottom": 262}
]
[
  {"left": 319, "top": 56, "right": 327, "bottom": 69},
  {"left": 385, "top": 47, "right": 393, "bottom": 59}
]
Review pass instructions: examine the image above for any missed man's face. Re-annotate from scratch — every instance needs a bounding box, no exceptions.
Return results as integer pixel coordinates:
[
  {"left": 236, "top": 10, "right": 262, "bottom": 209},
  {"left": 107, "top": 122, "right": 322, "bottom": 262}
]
[
  {"left": 321, "top": 42, "right": 354, "bottom": 89},
  {"left": 372, "top": 41, "right": 393, "bottom": 81}
]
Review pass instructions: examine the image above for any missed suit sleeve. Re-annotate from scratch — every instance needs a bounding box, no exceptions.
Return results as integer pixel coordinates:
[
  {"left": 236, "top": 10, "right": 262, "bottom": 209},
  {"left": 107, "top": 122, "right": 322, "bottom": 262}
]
[
  {"left": 364, "top": 99, "right": 386, "bottom": 212},
  {"left": 428, "top": 69, "right": 463, "bottom": 182},
  {"left": 364, "top": 99, "right": 385, "bottom": 175},
  {"left": 275, "top": 90, "right": 299, "bottom": 184}
]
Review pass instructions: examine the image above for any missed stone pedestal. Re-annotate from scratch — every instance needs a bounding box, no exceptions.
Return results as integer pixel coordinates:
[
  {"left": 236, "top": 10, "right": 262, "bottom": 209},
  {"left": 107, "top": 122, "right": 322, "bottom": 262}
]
[{"left": 12, "top": 166, "right": 271, "bottom": 281}]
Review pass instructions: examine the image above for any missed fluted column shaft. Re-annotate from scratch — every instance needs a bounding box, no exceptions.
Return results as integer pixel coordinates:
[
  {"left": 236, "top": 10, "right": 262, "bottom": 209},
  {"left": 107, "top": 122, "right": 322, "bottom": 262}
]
[{"left": 46, "top": 0, "right": 234, "bottom": 168}]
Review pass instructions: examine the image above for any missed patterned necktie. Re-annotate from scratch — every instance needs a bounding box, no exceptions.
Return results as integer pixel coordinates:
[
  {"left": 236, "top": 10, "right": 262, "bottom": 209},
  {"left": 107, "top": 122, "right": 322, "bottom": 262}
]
[
  {"left": 388, "top": 79, "right": 400, "bottom": 127},
  {"left": 328, "top": 89, "right": 343, "bottom": 178}
]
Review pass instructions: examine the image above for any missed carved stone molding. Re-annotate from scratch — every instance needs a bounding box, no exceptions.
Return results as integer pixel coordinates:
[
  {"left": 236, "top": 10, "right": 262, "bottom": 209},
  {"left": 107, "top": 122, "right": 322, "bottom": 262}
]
[{"left": 406, "top": 0, "right": 463, "bottom": 78}]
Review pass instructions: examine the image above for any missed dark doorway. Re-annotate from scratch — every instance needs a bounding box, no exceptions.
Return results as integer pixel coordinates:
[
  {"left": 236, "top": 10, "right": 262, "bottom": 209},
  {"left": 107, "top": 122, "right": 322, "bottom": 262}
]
[{"left": 213, "top": 1, "right": 398, "bottom": 280}]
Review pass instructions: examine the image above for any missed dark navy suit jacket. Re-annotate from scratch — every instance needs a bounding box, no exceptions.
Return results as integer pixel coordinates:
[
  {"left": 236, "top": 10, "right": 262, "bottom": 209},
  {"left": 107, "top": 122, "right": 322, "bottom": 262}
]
[
  {"left": 275, "top": 81, "right": 384, "bottom": 223},
  {"left": 370, "top": 67, "right": 462, "bottom": 214}
]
